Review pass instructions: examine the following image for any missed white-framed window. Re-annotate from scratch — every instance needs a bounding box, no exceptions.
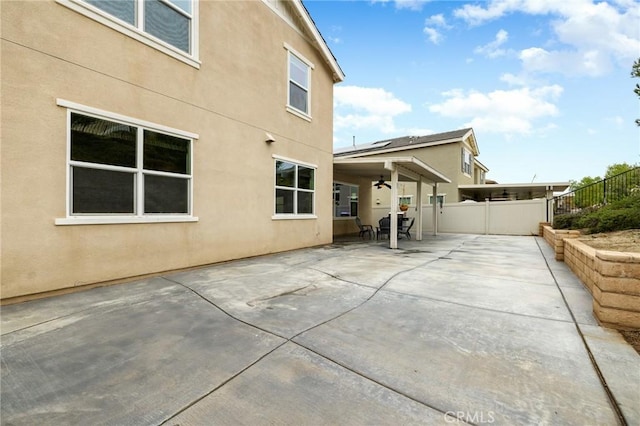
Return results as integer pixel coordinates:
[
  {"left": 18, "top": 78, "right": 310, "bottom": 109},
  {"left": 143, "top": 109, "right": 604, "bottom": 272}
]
[
  {"left": 57, "top": 0, "right": 199, "bottom": 68},
  {"left": 55, "top": 99, "right": 198, "bottom": 225},
  {"left": 274, "top": 157, "right": 316, "bottom": 218},
  {"left": 461, "top": 147, "right": 472, "bottom": 176},
  {"left": 333, "top": 182, "right": 358, "bottom": 218},
  {"left": 398, "top": 196, "right": 413, "bottom": 206},
  {"left": 285, "top": 44, "right": 313, "bottom": 119},
  {"left": 428, "top": 195, "right": 446, "bottom": 206}
]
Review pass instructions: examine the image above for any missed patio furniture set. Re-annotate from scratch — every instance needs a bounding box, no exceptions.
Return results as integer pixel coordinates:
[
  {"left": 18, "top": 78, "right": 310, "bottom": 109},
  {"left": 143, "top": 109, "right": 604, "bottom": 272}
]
[{"left": 356, "top": 216, "right": 415, "bottom": 240}]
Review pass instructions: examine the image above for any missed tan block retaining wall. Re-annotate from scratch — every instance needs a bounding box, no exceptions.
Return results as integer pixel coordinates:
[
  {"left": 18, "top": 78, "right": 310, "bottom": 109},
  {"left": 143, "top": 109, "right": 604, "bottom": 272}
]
[
  {"left": 542, "top": 225, "right": 581, "bottom": 261},
  {"left": 548, "top": 226, "right": 640, "bottom": 329}
]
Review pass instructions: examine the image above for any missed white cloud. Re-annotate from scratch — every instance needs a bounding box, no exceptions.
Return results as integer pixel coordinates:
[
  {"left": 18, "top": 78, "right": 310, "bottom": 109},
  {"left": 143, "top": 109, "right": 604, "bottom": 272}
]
[
  {"left": 500, "top": 72, "right": 528, "bottom": 86},
  {"left": 474, "top": 29, "right": 510, "bottom": 58},
  {"left": 334, "top": 86, "right": 412, "bottom": 135},
  {"left": 394, "top": 0, "right": 429, "bottom": 11},
  {"left": 607, "top": 116, "right": 625, "bottom": 126},
  {"left": 426, "top": 14, "right": 452, "bottom": 28},
  {"left": 423, "top": 13, "right": 453, "bottom": 45},
  {"left": 519, "top": 47, "right": 611, "bottom": 76},
  {"left": 405, "top": 127, "right": 435, "bottom": 136},
  {"left": 370, "top": 0, "right": 429, "bottom": 11},
  {"left": 423, "top": 27, "right": 443, "bottom": 45},
  {"left": 429, "top": 85, "right": 563, "bottom": 135},
  {"left": 454, "top": 0, "right": 640, "bottom": 77}
]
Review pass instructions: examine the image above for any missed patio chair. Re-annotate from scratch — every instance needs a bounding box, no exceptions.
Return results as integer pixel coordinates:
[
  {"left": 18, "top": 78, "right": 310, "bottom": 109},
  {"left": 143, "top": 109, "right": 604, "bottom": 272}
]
[
  {"left": 377, "top": 216, "right": 390, "bottom": 240},
  {"left": 399, "top": 217, "right": 415, "bottom": 240},
  {"left": 355, "top": 217, "right": 374, "bottom": 239}
]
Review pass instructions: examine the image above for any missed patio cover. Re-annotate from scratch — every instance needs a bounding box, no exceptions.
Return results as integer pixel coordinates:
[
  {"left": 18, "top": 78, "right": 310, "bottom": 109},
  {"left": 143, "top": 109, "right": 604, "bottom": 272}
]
[
  {"left": 458, "top": 183, "right": 570, "bottom": 201},
  {"left": 333, "top": 156, "right": 451, "bottom": 249}
]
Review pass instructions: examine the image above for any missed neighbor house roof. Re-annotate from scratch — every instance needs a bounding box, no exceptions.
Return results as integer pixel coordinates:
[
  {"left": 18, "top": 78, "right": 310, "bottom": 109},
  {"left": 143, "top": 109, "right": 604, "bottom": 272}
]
[{"left": 334, "top": 128, "right": 478, "bottom": 158}]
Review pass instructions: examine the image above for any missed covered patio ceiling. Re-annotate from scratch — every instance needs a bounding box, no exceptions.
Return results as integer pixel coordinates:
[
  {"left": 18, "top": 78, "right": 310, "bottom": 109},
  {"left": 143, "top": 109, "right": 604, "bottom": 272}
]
[
  {"left": 333, "top": 156, "right": 451, "bottom": 249},
  {"left": 459, "top": 183, "right": 570, "bottom": 201},
  {"left": 333, "top": 156, "right": 451, "bottom": 185}
]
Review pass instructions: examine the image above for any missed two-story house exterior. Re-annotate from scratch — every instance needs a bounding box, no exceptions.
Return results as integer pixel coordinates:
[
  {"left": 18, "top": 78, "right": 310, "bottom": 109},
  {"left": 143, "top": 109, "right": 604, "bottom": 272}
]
[{"left": 1, "top": 0, "right": 344, "bottom": 300}]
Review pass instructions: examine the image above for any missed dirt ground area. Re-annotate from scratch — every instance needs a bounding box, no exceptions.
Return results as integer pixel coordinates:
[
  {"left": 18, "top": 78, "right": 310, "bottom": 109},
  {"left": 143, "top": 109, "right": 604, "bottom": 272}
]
[
  {"left": 577, "top": 229, "right": 640, "bottom": 253},
  {"left": 620, "top": 330, "right": 640, "bottom": 355}
]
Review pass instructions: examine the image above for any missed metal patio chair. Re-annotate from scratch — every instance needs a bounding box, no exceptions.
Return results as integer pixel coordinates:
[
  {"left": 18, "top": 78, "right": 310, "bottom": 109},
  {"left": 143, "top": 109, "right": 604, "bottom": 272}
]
[
  {"left": 377, "top": 216, "right": 390, "bottom": 240},
  {"left": 399, "top": 217, "right": 415, "bottom": 239},
  {"left": 355, "top": 217, "right": 374, "bottom": 239}
]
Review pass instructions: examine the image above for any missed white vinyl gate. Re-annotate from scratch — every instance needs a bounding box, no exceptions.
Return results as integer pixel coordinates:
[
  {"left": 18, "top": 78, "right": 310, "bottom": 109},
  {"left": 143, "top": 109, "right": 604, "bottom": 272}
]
[{"left": 372, "top": 199, "right": 547, "bottom": 236}]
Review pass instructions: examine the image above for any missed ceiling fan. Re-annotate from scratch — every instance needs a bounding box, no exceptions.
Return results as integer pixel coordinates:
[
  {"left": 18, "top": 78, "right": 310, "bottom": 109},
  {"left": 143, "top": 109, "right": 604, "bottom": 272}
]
[{"left": 373, "top": 176, "right": 391, "bottom": 189}]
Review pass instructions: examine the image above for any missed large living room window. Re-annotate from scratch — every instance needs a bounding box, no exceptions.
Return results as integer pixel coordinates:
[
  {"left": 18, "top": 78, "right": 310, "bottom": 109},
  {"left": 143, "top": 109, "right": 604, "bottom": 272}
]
[
  {"left": 56, "top": 99, "right": 198, "bottom": 225},
  {"left": 333, "top": 182, "right": 358, "bottom": 217},
  {"left": 274, "top": 158, "right": 315, "bottom": 217},
  {"left": 285, "top": 44, "right": 313, "bottom": 120},
  {"left": 57, "top": 0, "right": 198, "bottom": 67}
]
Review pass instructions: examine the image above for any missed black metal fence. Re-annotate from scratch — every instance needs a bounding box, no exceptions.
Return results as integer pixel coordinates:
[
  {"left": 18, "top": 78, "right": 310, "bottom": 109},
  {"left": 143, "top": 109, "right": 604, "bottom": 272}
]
[{"left": 552, "top": 167, "right": 640, "bottom": 216}]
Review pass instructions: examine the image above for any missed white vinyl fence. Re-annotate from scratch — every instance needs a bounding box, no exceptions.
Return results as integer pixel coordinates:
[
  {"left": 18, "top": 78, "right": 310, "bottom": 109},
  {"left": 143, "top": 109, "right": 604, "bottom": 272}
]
[{"left": 372, "top": 199, "right": 547, "bottom": 236}]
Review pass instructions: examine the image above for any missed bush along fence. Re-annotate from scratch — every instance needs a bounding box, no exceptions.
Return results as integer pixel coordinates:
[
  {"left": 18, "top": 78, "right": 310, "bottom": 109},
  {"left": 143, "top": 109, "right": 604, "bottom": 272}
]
[{"left": 552, "top": 167, "right": 640, "bottom": 216}]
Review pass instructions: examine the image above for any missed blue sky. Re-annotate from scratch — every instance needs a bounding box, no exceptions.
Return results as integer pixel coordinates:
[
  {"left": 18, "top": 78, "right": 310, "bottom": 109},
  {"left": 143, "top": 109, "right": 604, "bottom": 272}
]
[{"left": 304, "top": 0, "right": 640, "bottom": 184}]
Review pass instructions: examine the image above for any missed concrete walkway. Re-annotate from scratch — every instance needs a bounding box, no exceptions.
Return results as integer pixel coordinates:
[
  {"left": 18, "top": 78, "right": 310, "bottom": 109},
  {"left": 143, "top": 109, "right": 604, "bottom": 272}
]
[{"left": 1, "top": 234, "right": 638, "bottom": 425}]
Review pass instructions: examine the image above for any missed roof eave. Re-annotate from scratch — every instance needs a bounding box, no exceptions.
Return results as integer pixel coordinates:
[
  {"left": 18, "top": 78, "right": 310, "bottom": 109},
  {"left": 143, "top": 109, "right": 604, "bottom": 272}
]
[{"left": 294, "top": 0, "right": 345, "bottom": 82}]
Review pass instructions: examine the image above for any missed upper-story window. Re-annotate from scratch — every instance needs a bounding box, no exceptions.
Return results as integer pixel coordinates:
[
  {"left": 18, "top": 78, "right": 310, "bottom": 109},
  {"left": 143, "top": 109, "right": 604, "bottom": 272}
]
[
  {"left": 461, "top": 147, "right": 472, "bottom": 176},
  {"left": 285, "top": 44, "right": 313, "bottom": 120},
  {"left": 58, "top": 0, "right": 198, "bottom": 67}
]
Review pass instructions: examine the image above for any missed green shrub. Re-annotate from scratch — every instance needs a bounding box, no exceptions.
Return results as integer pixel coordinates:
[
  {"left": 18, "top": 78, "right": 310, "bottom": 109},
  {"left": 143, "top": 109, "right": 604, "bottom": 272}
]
[
  {"left": 575, "top": 194, "right": 640, "bottom": 234},
  {"left": 553, "top": 213, "right": 582, "bottom": 229},
  {"left": 553, "top": 193, "right": 640, "bottom": 233}
]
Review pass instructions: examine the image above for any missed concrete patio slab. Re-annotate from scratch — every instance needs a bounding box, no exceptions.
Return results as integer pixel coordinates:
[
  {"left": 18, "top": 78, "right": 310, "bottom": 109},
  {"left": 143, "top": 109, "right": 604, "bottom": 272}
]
[
  {"left": 1, "top": 233, "right": 638, "bottom": 425},
  {"left": 1, "top": 278, "right": 284, "bottom": 425},
  {"left": 295, "top": 291, "right": 619, "bottom": 425},
  {"left": 384, "top": 268, "right": 573, "bottom": 322},
  {"left": 168, "top": 267, "right": 375, "bottom": 338},
  {"left": 168, "top": 342, "right": 454, "bottom": 425}
]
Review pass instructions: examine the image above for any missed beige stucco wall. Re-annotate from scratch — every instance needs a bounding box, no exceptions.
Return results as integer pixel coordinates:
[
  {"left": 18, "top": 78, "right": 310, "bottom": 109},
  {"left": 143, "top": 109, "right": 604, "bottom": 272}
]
[{"left": 1, "top": 1, "right": 336, "bottom": 299}]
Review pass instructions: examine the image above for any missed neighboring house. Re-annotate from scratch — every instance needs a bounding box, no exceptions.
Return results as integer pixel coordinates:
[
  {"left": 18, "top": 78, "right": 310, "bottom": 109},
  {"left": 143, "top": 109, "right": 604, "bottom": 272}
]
[
  {"left": 1, "top": 0, "right": 344, "bottom": 300},
  {"left": 334, "top": 128, "right": 482, "bottom": 208},
  {"left": 332, "top": 128, "right": 569, "bottom": 237}
]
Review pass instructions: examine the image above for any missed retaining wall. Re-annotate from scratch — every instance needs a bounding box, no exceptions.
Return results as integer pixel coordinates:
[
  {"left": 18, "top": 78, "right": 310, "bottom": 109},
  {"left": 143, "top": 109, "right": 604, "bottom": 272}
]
[
  {"left": 542, "top": 225, "right": 581, "bottom": 260},
  {"left": 564, "top": 239, "right": 640, "bottom": 329},
  {"left": 543, "top": 223, "right": 640, "bottom": 330}
]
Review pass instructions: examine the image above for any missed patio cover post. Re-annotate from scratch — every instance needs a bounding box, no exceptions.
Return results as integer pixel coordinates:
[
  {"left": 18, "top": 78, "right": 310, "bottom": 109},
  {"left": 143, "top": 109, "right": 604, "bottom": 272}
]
[
  {"left": 432, "top": 182, "right": 438, "bottom": 236},
  {"left": 416, "top": 178, "right": 423, "bottom": 241},
  {"left": 390, "top": 165, "right": 399, "bottom": 249}
]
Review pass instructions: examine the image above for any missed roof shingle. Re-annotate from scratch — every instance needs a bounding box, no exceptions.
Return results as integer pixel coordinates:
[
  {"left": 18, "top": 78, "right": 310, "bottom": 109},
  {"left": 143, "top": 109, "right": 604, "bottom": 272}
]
[{"left": 334, "top": 128, "right": 473, "bottom": 157}]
